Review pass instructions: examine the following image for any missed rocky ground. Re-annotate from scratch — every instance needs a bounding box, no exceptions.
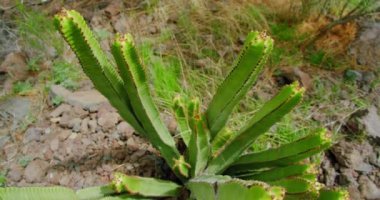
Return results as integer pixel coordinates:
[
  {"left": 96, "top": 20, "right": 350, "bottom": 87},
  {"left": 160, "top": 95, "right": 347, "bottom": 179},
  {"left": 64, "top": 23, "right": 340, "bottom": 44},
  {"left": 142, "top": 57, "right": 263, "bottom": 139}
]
[
  {"left": 1, "top": 83, "right": 176, "bottom": 189},
  {"left": 0, "top": 1, "right": 379, "bottom": 199}
]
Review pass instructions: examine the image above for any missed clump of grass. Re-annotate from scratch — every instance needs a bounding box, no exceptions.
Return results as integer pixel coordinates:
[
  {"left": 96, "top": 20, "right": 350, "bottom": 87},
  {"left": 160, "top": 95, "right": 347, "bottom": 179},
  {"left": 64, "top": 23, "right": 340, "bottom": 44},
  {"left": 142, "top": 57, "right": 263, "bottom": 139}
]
[
  {"left": 15, "top": 4, "right": 63, "bottom": 57},
  {"left": 12, "top": 80, "right": 33, "bottom": 95},
  {"left": 51, "top": 61, "right": 81, "bottom": 90}
]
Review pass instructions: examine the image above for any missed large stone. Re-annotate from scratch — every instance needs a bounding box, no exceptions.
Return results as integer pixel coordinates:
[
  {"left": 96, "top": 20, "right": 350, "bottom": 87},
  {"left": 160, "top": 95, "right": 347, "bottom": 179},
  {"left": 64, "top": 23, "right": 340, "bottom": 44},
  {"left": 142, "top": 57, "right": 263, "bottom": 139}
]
[
  {"left": 24, "top": 159, "right": 49, "bottom": 182},
  {"left": 0, "top": 52, "right": 28, "bottom": 82},
  {"left": 358, "top": 175, "right": 380, "bottom": 199},
  {"left": 7, "top": 164, "right": 24, "bottom": 182},
  {"left": 361, "top": 106, "right": 380, "bottom": 141},
  {"left": 331, "top": 140, "right": 373, "bottom": 173},
  {"left": 50, "top": 85, "right": 108, "bottom": 111}
]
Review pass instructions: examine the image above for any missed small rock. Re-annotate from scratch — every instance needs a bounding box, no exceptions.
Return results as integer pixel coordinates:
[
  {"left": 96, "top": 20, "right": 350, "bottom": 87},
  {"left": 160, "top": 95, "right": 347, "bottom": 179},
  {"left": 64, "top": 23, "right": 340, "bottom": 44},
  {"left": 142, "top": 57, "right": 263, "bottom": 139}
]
[
  {"left": 348, "top": 185, "right": 362, "bottom": 200},
  {"left": 88, "top": 119, "right": 97, "bottom": 133},
  {"left": 59, "top": 113, "right": 72, "bottom": 128},
  {"left": 50, "top": 138, "right": 59, "bottom": 151},
  {"left": 81, "top": 117, "right": 90, "bottom": 134},
  {"left": 117, "top": 122, "right": 134, "bottom": 138},
  {"left": 73, "top": 105, "right": 89, "bottom": 119},
  {"left": 49, "top": 104, "right": 71, "bottom": 118},
  {"left": 46, "top": 170, "right": 61, "bottom": 184},
  {"left": 98, "top": 112, "right": 119, "bottom": 131},
  {"left": 50, "top": 85, "right": 71, "bottom": 101},
  {"left": 24, "top": 159, "right": 49, "bottom": 182},
  {"left": 68, "top": 118, "right": 82, "bottom": 132},
  {"left": 7, "top": 164, "right": 24, "bottom": 182},
  {"left": 358, "top": 175, "right": 380, "bottom": 199},
  {"left": 23, "top": 127, "right": 43, "bottom": 144},
  {"left": 0, "top": 52, "right": 28, "bottom": 82},
  {"left": 126, "top": 137, "right": 139, "bottom": 151},
  {"left": 58, "top": 130, "right": 71, "bottom": 141},
  {"left": 3, "top": 143, "right": 17, "bottom": 160},
  {"left": 339, "top": 168, "right": 359, "bottom": 186}
]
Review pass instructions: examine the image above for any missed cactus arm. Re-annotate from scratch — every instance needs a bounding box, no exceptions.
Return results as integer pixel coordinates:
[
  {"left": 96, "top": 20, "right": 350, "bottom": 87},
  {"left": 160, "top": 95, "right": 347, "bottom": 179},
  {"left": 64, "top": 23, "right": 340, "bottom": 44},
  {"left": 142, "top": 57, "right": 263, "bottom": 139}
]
[
  {"left": 186, "top": 175, "right": 285, "bottom": 200},
  {"left": 99, "top": 195, "right": 152, "bottom": 200},
  {"left": 54, "top": 10, "right": 144, "bottom": 135},
  {"left": 206, "top": 31, "right": 273, "bottom": 137},
  {"left": 237, "top": 164, "right": 312, "bottom": 182},
  {"left": 211, "top": 128, "right": 234, "bottom": 157},
  {"left": 186, "top": 106, "right": 211, "bottom": 177},
  {"left": 205, "top": 84, "right": 304, "bottom": 174},
  {"left": 111, "top": 34, "right": 187, "bottom": 178},
  {"left": 227, "top": 142, "right": 331, "bottom": 173},
  {"left": 317, "top": 188, "right": 349, "bottom": 200},
  {"left": 268, "top": 178, "right": 315, "bottom": 194},
  {"left": 0, "top": 187, "right": 78, "bottom": 200},
  {"left": 76, "top": 184, "right": 115, "bottom": 200},
  {"left": 186, "top": 98, "right": 211, "bottom": 177},
  {"left": 173, "top": 96, "right": 192, "bottom": 146},
  {"left": 233, "top": 129, "right": 329, "bottom": 165},
  {"left": 112, "top": 173, "right": 182, "bottom": 198}
]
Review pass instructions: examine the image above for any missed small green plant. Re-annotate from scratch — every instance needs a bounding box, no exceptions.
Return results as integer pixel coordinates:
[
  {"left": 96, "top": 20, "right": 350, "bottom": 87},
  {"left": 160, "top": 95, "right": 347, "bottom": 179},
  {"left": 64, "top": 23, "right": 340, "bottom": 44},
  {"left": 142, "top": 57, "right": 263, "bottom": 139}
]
[
  {"left": 51, "top": 61, "right": 81, "bottom": 90},
  {"left": 12, "top": 80, "right": 33, "bottom": 95},
  {"left": 0, "top": 10, "right": 348, "bottom": 200}
]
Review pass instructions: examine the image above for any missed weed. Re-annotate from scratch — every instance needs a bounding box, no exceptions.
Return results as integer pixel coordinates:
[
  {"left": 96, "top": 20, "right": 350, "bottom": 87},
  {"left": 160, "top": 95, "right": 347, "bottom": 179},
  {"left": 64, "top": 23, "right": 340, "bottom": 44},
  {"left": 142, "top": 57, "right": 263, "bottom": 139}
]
[
  {"left": 270, "top": 23, "right": 296, "bottom": 42},
  {"left": 15, "top": 4, "right": 63, "bottom": 57},
  {"left": 27, "top": 56, "right": 42, "bottom": 72},
  {"left": 52, "top": 95, "right": 64, "bottom": 106},
  {"left": 0, "top": 172, "right": 6, "bottom": 187},
  {"left": 18, "top": 156, "right": 32, "bottom": 168},
  {"left": 12, "top": 81, "right": 33, "bottom": 95},
  {"left": 51, "top": 61, "right": 81, "bottom": 90}
]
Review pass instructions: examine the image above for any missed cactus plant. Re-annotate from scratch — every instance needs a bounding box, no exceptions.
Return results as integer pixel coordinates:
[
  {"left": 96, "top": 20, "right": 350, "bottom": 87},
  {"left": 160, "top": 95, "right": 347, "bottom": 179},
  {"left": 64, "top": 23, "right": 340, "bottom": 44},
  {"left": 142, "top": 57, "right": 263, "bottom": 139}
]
[{"left": 0, "top": 9, "right": 347, "bottom": 200}]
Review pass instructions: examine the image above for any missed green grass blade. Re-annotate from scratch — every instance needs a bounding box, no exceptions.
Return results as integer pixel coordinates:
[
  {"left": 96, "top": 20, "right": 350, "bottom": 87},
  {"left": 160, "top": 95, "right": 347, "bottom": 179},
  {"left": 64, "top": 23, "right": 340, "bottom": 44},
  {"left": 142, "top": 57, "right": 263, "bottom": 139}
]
[
  {"left": 112, "top": 173, "right": 182, "bottom": 197},
  {"left": 206, "top": 31, "right": 273, "bottom": 137},
  {"left": 112, "top": 34, "right": 184, "bottom": 177},
  {"left": 237, "top": 164, "right": 312, "bottom": 182},
  {"left": 54, "top": 10, "right": 144, "bottom": 135},
  {"left": 173, "top": 96, "right": 192, "bottom": 146},
  {"left": 0, "top": 187, "right": 78, "bottom": 200},
  {"left": 233, "top": 129, "right": 328, "bottom": 165},
  {"left": 205, "top": 84, "right": 304, "bottom": 174}
]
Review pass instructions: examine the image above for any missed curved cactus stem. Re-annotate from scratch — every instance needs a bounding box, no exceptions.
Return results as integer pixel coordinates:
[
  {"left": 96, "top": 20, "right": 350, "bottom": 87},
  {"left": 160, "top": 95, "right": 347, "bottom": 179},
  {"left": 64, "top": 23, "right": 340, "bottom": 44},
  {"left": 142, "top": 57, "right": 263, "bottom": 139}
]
[
  {"left": 186, "top": 101, "right": 211, "bottom": 177},
  {"left": 53, "top": 9, "right": 144, "bottom": 135},
  {"left": 206, "top": 83, "right": 304, "bottom": 174},
  {"left": 211, "top": 128, "right": 234, "bottom": 157},
  {"left": 206, "top": 31, "right": 273, "bottom": 137},
  {"left": 0, "top": 187, "right": 78, "bottom": 200},
  {"left": 112, "top": 34, "right": 185, "bottom": 178},
  {"left": 112, "top": 173, "right": 182, "bottom": 198},
  {"left": 235, "top": 129, "right": 328, "bottom": 164},
  {"left": 237, "top": 164, "right": 312, "bottom": 182},
  {"left": 268, "top": 178, "right": 317, "bottom": 194}
]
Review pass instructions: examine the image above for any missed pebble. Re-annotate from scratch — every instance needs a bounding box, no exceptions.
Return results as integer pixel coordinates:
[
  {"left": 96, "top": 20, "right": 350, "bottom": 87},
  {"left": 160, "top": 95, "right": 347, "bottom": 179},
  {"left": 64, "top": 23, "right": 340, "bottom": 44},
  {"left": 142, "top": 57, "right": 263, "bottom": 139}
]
[
  {"left": 98, "top": 112, "right": 119, "bottom": 131},
  {"left": 23, "top": 127, "right": 43, "bottom": 144},
  {"left": 50, "top": 138, "right": 59, "bottom": 151},
  {"left": 50, "top": 104, "right": 71, "bottom": 118},
  {"left": 4, "top": 143, "right": 18, "bottom": 160},
  {"left": 7, "top": 164, "right": 24, "bottom": 182},
  {"left": 24, "top": 159, "right": 49, "bottom": 182}
]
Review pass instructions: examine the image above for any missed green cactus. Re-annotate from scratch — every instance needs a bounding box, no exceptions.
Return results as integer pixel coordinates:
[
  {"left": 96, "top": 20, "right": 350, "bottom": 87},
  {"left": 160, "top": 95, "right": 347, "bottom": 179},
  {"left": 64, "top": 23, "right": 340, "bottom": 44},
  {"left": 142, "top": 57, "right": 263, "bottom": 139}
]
[{"left": 0, "top": 9, "right": 347, "bottom": 200}]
